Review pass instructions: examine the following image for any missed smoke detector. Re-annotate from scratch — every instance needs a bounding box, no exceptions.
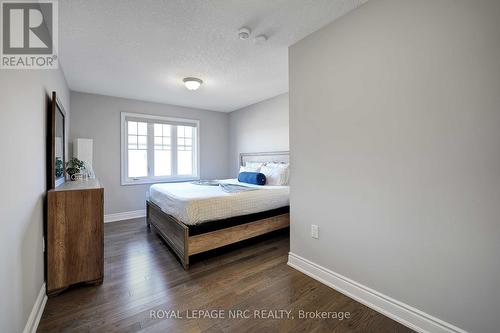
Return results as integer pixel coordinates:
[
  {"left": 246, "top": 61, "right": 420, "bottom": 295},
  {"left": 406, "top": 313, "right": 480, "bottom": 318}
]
[{"left": 238, "top": 27, "right": 251, "bottom": 40}]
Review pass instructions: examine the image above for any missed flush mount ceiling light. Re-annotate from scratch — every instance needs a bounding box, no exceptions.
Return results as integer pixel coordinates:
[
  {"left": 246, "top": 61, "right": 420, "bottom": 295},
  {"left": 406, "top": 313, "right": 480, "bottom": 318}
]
[{"left": 183, "top": 77, "right": 203, "bottom": 91}]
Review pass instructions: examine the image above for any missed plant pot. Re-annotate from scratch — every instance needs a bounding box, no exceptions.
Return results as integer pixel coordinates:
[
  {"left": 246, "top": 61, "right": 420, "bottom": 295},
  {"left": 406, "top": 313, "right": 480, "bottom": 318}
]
[{"left": 70, "top": 173, "right": 83, "bottom": 181}]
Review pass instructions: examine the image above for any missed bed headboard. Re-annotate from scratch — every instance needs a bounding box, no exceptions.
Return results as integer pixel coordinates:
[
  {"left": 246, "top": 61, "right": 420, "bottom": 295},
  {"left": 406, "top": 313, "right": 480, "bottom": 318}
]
[{"left": 240, "top": 151, "right": 290, "bottom": 167}]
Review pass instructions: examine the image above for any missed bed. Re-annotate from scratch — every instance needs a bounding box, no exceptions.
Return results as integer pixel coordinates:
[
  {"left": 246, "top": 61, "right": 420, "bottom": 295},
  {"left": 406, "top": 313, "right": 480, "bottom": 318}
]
[{"left": 146, "top": 151, "right": 290, "bottom": 269}]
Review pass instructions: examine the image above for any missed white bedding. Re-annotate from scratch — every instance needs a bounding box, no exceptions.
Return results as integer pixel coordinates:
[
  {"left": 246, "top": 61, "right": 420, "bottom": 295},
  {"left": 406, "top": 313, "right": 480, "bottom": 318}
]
[{"left": 148, "top": 179, "right": 289, "bottom": 225}]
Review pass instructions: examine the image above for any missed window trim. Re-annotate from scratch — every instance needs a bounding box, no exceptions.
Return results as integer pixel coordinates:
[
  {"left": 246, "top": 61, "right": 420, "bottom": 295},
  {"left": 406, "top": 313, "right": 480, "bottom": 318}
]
[{"left": 120, "top": 112, "right": 200, "bottom": 186}]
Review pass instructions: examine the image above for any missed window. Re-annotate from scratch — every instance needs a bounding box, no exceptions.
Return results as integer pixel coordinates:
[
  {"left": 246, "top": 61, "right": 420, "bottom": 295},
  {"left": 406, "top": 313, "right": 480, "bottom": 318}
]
[{"left": 121, "top": 112, "right": 199, "bottom": 185}]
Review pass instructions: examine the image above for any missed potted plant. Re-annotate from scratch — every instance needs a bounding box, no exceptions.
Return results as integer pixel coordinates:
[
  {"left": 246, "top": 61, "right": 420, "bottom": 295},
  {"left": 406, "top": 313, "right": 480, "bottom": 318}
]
[{"left": 65, "top": 158, "right": 85, "bottom": 181}]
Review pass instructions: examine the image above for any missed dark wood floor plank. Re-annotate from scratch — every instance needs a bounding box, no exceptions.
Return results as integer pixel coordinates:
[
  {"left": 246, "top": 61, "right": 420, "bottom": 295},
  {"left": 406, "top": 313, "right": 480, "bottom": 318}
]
[{"left": 38, "top": 217, "right": 414, "bottom": 333}]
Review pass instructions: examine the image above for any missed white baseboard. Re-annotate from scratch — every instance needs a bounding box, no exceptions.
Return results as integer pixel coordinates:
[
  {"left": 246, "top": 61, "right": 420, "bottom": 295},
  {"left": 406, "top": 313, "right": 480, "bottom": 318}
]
[
  {"left": 104, "top": 209, "right": 146, "bottom": 223},
  {"left": 287, "top": 252, "right": 467, "bottom": 333},
  {"left": 23, "top": 283, "right": 47, "bottom": 333}
]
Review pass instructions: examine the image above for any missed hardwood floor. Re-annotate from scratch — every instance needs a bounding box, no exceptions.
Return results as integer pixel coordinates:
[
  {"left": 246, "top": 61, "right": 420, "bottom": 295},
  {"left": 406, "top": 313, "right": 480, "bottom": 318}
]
[{"left": 38, "top": 218, "right": 414, "bottom": 333}]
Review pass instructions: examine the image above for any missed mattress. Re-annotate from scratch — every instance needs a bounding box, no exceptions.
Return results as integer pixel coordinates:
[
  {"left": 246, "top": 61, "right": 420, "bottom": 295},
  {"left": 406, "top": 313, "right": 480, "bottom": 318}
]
[{"left": 148, "top": 179, "right": 290, "bottom": 225}]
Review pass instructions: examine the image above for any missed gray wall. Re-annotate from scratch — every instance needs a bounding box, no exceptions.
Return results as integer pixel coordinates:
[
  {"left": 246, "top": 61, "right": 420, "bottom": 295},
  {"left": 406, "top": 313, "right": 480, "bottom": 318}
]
[
  {"left": 0, "top": 70, "right": 70, "bottom": 332},
  {"left": 228, "top": 93, "right": 289, "bottom": 176},
  {"left": 289, "top": 1, "right": 500, "bottom": 332},
  {"left": 70, "top": 92, "right": 230, "bottom": 214}
]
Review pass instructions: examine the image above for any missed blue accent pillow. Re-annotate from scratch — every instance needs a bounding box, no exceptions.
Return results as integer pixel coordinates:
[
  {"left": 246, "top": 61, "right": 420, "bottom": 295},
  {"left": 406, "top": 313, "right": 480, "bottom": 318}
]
[{"left": 238, "top": 172, "right": 266, "bottom": 185}]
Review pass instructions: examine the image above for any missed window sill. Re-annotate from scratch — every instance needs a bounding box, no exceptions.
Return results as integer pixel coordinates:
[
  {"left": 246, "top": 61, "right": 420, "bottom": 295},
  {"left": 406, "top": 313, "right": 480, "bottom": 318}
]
[{"left": 121, "top": 176, "right": 200, "bottom": 186}]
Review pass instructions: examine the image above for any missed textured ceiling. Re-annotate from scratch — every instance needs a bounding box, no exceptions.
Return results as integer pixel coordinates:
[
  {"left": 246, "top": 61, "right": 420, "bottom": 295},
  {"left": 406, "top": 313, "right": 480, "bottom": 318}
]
[{"left": 60, "top": 0, "right": 366, "bottom": 112}]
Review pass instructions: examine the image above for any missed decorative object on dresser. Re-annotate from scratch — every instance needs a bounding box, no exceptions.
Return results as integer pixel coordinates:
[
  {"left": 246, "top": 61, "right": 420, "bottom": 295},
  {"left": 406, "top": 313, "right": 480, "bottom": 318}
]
[
  {"left": 74, "top": 138, "right": 96, "bottom": 179},
  {"left": 46, "top": 179, "right": 104, "bottom": 296},
  {"left": 74, "top": 138, "right": 93, "bottom": 166},
  {"left": 65, "top": 157, "right": 86, "bottom": 181}
]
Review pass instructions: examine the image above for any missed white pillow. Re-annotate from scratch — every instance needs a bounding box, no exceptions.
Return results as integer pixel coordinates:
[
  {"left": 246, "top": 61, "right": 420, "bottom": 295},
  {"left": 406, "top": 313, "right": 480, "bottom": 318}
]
[
  {"left": 239, "top": 165, "right": 260, "bottom": 173},
  {"left": 260, "top": 164, "right": 289, "bottom": 185},
  {"left": 264, "top": 163, "right": 290, "bottom": 185},
  {"left": 266, "top": 162, "right": 289, "bottom": 169},
  {"left": 245, "top": 161, "right": 264, "bottom": 170}
]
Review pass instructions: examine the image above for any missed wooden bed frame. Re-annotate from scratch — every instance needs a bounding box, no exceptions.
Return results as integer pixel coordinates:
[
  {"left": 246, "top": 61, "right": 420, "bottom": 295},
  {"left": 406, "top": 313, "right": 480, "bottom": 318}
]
[{"left": 147, "top": 151, "right": 290, "bottom": 269}]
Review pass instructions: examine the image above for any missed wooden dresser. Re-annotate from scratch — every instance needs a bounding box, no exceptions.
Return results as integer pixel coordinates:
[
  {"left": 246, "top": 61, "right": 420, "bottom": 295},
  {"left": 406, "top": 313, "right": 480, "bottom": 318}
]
[{"left": 47, "top": 179, "right": 104, "bottom": 296}]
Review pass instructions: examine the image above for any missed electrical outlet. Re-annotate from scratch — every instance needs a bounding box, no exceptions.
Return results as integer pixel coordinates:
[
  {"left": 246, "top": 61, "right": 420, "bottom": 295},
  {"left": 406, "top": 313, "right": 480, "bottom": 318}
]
[{"left": 311, "top": 225, "right": 319, "bottom": 239}]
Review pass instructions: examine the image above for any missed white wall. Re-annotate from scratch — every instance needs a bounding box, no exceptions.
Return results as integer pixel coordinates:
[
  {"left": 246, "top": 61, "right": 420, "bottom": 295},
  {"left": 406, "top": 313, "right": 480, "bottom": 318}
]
[
  {"left": 289, "top": 0, "right": 500, "bottom": 332},
  {"left": 0, "top": 69, "right": 70, "bottom": 332},
  {"left": 228, "top": 93, "right": 289, "bottom": 175},
  {"left": 70, "top": 92, "right": 230, "bottom": 215}
]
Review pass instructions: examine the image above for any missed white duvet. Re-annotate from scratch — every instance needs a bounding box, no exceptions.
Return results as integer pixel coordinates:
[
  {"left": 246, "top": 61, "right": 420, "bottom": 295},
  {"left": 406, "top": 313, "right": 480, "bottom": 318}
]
[{"left": 148, "top": 179, "right": 289, "bottom": 225}]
